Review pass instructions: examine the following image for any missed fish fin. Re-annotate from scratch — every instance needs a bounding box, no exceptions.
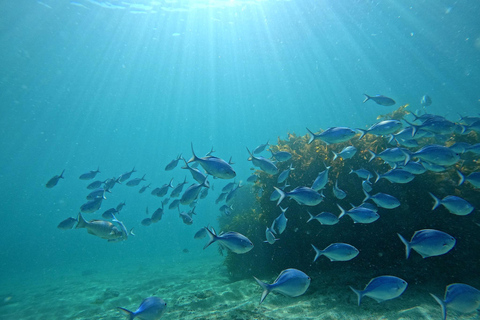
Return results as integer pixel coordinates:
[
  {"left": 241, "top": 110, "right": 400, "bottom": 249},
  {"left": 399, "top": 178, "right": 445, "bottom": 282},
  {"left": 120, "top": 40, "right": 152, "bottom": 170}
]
[
  {"left": 189, "top": 142, "right": 198, "bottom": 163},
  {"left": 363, "top": 190, "right": 371, "bottom": 203},
  {"left": 332, "top": 151, "right": 338, "bottom": 161},
  {"left": 362, "top": 94, "right": 371, "bottom": 103},
  {"left": 367, "top": 150, "right": 376, "bottom": 162},
  {"left": 129, "top": 228, "right": 135, "bottom": 236},
  {"left": 374, "top": 170, "right": 380, "bottom": 183},
  {"left": 203, "top": 227, "right": 217, "bottom": 250},
  {"left": 456, "top": 170, "right": 465, "bottom": 186},
  {"left": 306, "top": 211, "right": 314, "bottom": 223},
  {"left": 337, "top": 204, "right": 346, "bottom": 219},
  {"left": 357, "top": 129, "right": 366, "bottom": 140},
  {"left": 349, "top": 286, "right": 363, "bottom": 306},
  {"left": 428, "top": 192, "right": 441, "bottom": 210},
  {"left": 305, "top": 128, "right": 316, "bottom": 144},
  {"left": 430, "top": 293, "right": 447, "bottom": 320},
  {"left": 253, "top": 277, "right": 271, "bottom": 304},
  {"left": 75, "top": 212, "right": 87, "bottom": 229},
  {"left": 311, "top": 244, "right": 322, "bottom": 262},
  {"left": 273, "top": 187, "right": 285, "bottom": 206},
  {"left": 59, "top": 169, "right": 65, "bottom": 179},
  {"left": 397, "top": 233, "right": 411, "bottom": 259},
  {"left": 117, "top": 307, "right": 135, "bottom": 320}
]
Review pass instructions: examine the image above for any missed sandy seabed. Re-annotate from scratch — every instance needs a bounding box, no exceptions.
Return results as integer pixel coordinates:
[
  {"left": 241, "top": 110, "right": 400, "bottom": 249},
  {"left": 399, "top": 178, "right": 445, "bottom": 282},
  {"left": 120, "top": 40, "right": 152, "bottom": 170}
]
[{"left": 0, "top": 254, "right": 478, "bottom": 320}]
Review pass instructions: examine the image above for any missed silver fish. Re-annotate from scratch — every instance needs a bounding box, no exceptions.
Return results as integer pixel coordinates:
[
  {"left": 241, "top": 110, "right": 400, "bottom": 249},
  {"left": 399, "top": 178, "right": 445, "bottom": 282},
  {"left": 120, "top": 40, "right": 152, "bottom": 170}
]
[
  {"left": 350, "top": 276, "right": 407, "bottom": 306},
  {"left": 430, "top": 283, "right": 480, "bottom": 320},
  {"left": 254, "top": 269, "right": 310, "bottom": 304},
  {"left": 189, "top": 143, "right": 236, "bottom": 179},
  {"left": 46, "top": 169, "right": 65, "bottom": 188},
  {"left": 118, "top": 296, "right": 167, "bottom": 320},
  {"left": 397, "top": 229, "right": 456, "bottom": 259},
  {"left": 311, "top": 243, "right": 359, "bottom": 262},
  {"left": 203, "top": 227, "right": 253, "bottom": 254},
  {"left": 429, "top": 193, "right": 474, "bottom": 216},
  {"left": 363, "top": 94, "right": 396, "bottom": 106}
]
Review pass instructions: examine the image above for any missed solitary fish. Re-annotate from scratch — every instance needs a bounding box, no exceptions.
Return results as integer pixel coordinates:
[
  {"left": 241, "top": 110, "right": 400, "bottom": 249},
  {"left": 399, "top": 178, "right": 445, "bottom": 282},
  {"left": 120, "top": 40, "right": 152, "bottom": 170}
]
[
  {"left": 421, "top": 94, "right": 432, "bottom": 106},
  {"left": 46, "top": 169, "right": 65, "bottom": 188},
  {"left": 203, "top": 227, "right": 254, "bottom": 254},
  {"left": 189, "top": 143, "right": 236, "bottom": 179},
  {"left": 311, "top": 243, "right": 359, "bottom": 262},
  {"left": 57, "top": 217, "right": 78, "bottom": 230},
  {"left": 254, "top": 269, "right": 311, "bottom": 304},
  {"left": 307, "top": 211, "right": 339, "bottom": 225},
  {"left": 306, "top": 127, "right": 357, "bottom": 145},
  {"left": 118, "top": 296, "right": 167, "bottom": 320},
  {"left": 274, "top": 186, "right": 324, "bottom": 207},
  {"left": 165, "top": 154, "right": 182, "bottom": 171},
  {"left": 429, "top": 193, "right": 474, "bottom": 216},
  {"left": 363, "top": 94, "right": 396, "bottom": 106},
  {"left": 79, "top": 167, "right": 100, "bottom": 180},
  {"left": 430, "top": 283, "right": 480, "bottom": 320},
  {"left": 397, "top": 229, "right": 456, "bottom": 259},
  {"left": 350, "top": 276, "right": 407, "bottom": 305}
]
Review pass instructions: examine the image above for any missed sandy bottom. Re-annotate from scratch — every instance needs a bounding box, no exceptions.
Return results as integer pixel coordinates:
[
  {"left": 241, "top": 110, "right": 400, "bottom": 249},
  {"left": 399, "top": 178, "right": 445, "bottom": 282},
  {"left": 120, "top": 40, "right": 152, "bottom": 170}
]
[{"left": 0, "top": 255, "right": 478, "bottom": 320}]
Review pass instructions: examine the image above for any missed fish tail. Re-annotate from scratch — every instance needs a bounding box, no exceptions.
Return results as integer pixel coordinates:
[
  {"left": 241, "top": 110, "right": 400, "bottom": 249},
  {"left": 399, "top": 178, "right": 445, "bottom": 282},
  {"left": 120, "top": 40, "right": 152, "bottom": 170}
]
[
  {"left": 367, "top": 149, "right": 376, "bottom": 162},
  {"left": 253, "top": 277, "right": 271, "bottom": 304},
  {"left": 306, "top": 211, "right": 314, "bottom": 223},
  {"left": 357, "top": 129, "right": 366, "bottom": 140},
  {"left": 349, "top": 286, "right": 364, "bottom": 306},
  {"left": 311, "top": 244, "right": 323, "bottom": 262},
  {"left": 401, "top": 150, "right": 411, "bottom": 166},
  {"left": 306, "top": 128, "right": 316, "bottom": 144},
  {"left": 456, "top": 170, "right": 465, "bottom": 186},
  {"left": 362, "top": 94, "right": 371, "bottom": 103},
  {"left": 374, "top": 170, "right": 380, "bottom": 183},
  {"left": 337, "top": 204, "right": 346, "bottom": 219},
  {"left": 273, "top": 187, "right": 285, "bottom": 206},
  {"left": 203, "top": 227, "right": 217, "bottom": 250},
  {"left": 428, "top": 192, "right": 441, "bottom": 210},
  {"left": 387, "top": 134, "right": 395, "bottom": 144},
  {"left": 430, "top": 293, "right": 447, "bottom": 320},
  {"left": 332, "top": 151, "right": 338, "bottom": 161},
  {"left": 75, "top": 212, "right": 87, "bottom": 229},
  {"left": 397, "top": 233, "right": 412, "bottom": 259},
  {"left": 60, "top": 169, "right": 65, "bottom": 179},
  {"left": 117, "top": 307, "right": 135, "bottom": 320},
  {"left": 363, "top": 190, "right": 371, "bottom": 203},
  {"left": 246, "top": 147, "right": 253, "bottom": 160},
  {"left": 189, "top": 142, "right": 198, "bottom": 163}
]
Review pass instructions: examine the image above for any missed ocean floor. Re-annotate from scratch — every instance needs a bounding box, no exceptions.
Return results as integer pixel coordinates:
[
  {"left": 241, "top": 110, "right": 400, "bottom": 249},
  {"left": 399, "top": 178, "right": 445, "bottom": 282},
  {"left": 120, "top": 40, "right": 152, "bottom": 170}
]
[{"left": 0, "top": 254, "right": 478, "bottom": 320}]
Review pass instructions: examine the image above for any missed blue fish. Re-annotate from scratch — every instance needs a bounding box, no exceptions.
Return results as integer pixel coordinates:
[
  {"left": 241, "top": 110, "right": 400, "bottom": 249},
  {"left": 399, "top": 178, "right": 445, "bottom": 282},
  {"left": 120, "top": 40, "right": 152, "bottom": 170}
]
[
  {"left": 79, "top": 167, "right": 100, "bottom": 180},
  {"left": 363, "top": 191, "right": 400, "bottom": 209},
  {"left": 408, "top": 117, "right": 460, "bottom": 136},
  {"left": 311, "top": 243, "right": 359, "bottom": 262},
  {"left": 333, "top": 180, "right": 347, "bottom": 200},
  {"left": 155, "top": 178, "right": 174, "bottom": 198},
  {"left": 350, "top": 276, "right": 407, "bottom": 306},
  {"left": 80, "top": 197, "right": 104, "bottom": 213},
  {"left": 139, "top": 183, "right": 151, "bottom": 194},
  {"left": 421, "top": 161, "right": 447, "bottom": 172},
  {"left": 264, "top": 223, "right": 279, "bottom": 244},
  {"left": 358, "top": 120, "right": 402, "bottom": 139},
  {"left": 118, "top": 296, "right": 167, "bottom": 320},
  {"left": 311, "top": 166, "right": 331, "bottom": 191},
  {"left": 254, "top": 269, "right": 311, "bottom": 304},
  {"left": 170, "top": 177, "right": 188, "bottom": 198},
  {"left": 274, "top": 186, "right": 324, "bottom": 206},
  {"left": 126, "top": 174, "right": 146, "bottom": 187},
  {"left": 368, "top": 147, "right": 410, "bottom": 165},
  {"left": 362, "top": 180, "right": 373, "bottom": 192},
  {"left": 271, "top": 150, "right": 292, "bottom": 162},
  {"left": 363, "top": 94, "right": 396, "bottom": 106},
  {"left": 87, "top": 180, "right": 104, "bottom": 190},
  {"left": 449, "top": 142, "right": 471, "bottom": 154},
  {"left": 118, "top": 167, "right": 136, "bottom": 183},
  {"left": 225, "top": 183, "right": 242, "bottom": 205},
  {"left": 204, "top": 227, "right": 254, "bottom": 254},
  {"left": 332, "top": 146, "right": 357, "bottom": 160},
  {"left": 164, "top": 154, "right": 182, "bottom": 171},
  {"left": 221, "top": 181, "right": 236, "bottom": 193},
  {"left": 253, "top": 140, "right": 269, "bottom": 154},
  {"left": 421, "top": 94, "right": 432, "bottom": 106},
  {"left": 215, "top": 192, "right": 227, "bottom": 204},
  {"left": 429, "top": 193, "right": 474, "bottom": 216},
  {"left": 57, "top": 217, "right": 78, "bottom": 230},
  {"left": 151, "top": 206, "right": 164, "bottom": 222},
  {"left": 189, "top": 144, "right": 236, "bottom": 179},
  {"left": 247, "top": 148, "right": 278, "bottom": 175},
  {"left": 337, "top": 204, "right": 379, "bottom": 224},
  {"left": 180, "top": 180, "right": 208, "bottom": 206},
  {"left": 430, "top": 283, "right": 480, "bottom": 320},
  {"left": 306, "top": 127, "right": 357, "bottom": 145},
  {"left": 277, "top": 164, "right": 294, "bottom": 184},
  {"left": 86, "top": 188, "right": 108, "bottom": 200},
  {"left": 272, "top": 206, "right": 288, "bottom": 234},
  {"left": 457, "top": 170, "right": 480, "bottom": 188},
  {"left": 401, "top": 161, "right": 426, "bottom": 175},
  {"left": 194, "top": 227, "right": 208, "bottom": 239},
  {"left": 168, "top": 199, "right": 180, "bottom": 210},
  {"left": 349, "top": 168, "right": 372, "bottom": 180},
  {"left": 46, "top": 169, "right": 65, "bottom": 188},
  {"left": 397, "top": 229, "right": 456, "bottom": 259},
  {"left": 412, "top": 145, "right": 460, "bottom": 166},
  {"left": 375, "top": 169, "right": 415, "bottom": 184},
  {"left": 307, "top": 211, "right": 339, "bottom": 225},
  {"left": 247, "top": 174, "right": 259, "bottom": 183},
  {"left": 182, "top": 159, "right": 209, "bottom": 186}
]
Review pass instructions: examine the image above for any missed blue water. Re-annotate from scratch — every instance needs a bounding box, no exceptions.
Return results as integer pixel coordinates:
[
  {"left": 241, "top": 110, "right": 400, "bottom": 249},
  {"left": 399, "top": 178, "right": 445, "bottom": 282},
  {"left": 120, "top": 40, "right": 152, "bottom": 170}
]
[{"left": 1, "top": 0, "right": 480, "bottom": 317}]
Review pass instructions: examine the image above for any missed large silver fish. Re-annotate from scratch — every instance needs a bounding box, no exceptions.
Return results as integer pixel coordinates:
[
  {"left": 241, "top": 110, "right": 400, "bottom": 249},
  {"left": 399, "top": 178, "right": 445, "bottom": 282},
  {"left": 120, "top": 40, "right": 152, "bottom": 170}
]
[
  {"left": 75, "top": 213, "right": 123, "bottom": 241},
  {"left": 189, "top": 143, "right": 236, "bottom": 179},
  {"left": 254, "top": 269, "right": 310, "bottom": 304},
  {"left": 203, "top": 227, "right": 253, "bottom": 254}
]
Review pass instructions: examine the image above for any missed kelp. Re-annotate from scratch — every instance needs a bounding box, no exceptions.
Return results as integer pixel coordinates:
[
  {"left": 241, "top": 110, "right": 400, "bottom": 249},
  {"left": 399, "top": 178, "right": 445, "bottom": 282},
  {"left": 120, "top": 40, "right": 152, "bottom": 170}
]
[{"left": 219, "top": 106, "right": 480, "bottom": 283}]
